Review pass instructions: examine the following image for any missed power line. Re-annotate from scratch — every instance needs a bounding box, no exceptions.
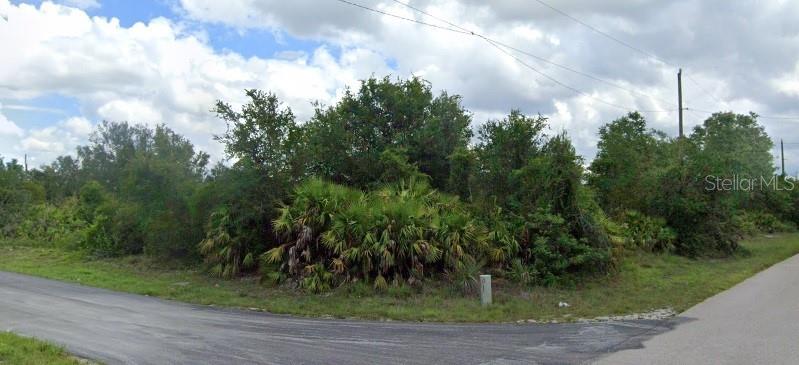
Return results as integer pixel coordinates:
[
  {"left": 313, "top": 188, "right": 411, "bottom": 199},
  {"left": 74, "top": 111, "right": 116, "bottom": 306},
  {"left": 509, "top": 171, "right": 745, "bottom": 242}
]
[
  {"left": 333, "top": 0, "right": 470, "bottom": 34},
  {"left": 338, "top": 0, "right": 799, "bottom": 120},
  {"left": 684, "top": 108, "right": 708, "bottom": 125},
  {"left": 497, "top": 41, "right": 677, "bottom": 107},
  {"left": 390, "top": 0, "right": 468, "bottom": 33},
  {"left": 482, "top": 37, "right": 672, "bottom": 113},
  {"left": 390, "top": 0, "right": 677, "bottom": 107},
  {"left": 335, "top": 0, "right": 677, "bottom": 113},
  {"left": 531, "top": 0, "right": 799, "bottom": 122},
  {"left": 685, "top": 74, "right": 726, "bottom": 106},
  {"left": 531, "top": 0, "right": 729, "bottom": 107},
  {"left": 532, "top": 0, "right": 673, "bottom": 68}
]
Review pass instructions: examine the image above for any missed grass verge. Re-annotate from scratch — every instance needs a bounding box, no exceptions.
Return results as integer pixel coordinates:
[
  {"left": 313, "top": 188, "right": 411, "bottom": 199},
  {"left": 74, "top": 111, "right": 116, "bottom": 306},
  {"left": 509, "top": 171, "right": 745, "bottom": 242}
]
[
  {"left": 1, "top": 233, "right": 798, "bottom": 322},
  {"left": 0, "top": 332, "right": 85, "bottom": 365}
]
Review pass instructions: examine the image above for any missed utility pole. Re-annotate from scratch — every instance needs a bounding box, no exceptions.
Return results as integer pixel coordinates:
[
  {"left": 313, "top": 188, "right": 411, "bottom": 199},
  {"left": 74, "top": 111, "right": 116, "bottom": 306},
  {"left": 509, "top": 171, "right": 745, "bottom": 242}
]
[
  {"left": 781, "top": 139, "right": 786, "bottom": 177},
  {"left": 24, "top": 154, "right": 28, "bottom": 173},
  {"left": 678, "top": 68, "right": 683, "bottom": 138}
]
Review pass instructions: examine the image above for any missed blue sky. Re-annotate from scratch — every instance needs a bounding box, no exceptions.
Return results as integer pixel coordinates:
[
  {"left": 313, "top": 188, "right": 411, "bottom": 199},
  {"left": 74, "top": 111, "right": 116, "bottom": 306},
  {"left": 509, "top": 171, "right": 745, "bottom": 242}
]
[
  {"left": 1, "top": 0, "right": 798, "bottom": 174},
  {"left": 74, "top": 0, "right": 329, "bottom": 60}
]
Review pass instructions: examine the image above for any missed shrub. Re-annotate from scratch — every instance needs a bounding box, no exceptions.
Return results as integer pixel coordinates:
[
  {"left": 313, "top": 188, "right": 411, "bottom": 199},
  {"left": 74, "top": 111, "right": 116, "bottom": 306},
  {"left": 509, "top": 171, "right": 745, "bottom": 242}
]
[
  {"left": 618, "top": 210, "right": 676, "bottom": 252},
  {"left": 788, "top": 188, "right": 799, "bottom": 226},
  {"left": 193, "top": 164, "right": 286, "bottom": 271},
  {"left": 198, "top": 208, "right": 258, "bottom": 278},
  {"left": 15, "top": 198, "right": 87, "bottom": 248},
  {"left": 733, "top": 211, "right": 795, "bottom": 235},
  {"left": 482, "top": 134, "right": 614, "bottom": 285},
  {"left": 377, "top": 148, "right": 428, "bottom": 184},
  {"left": 589, "top": 112, "right": 780, "bottom": 258},
  {"left": 0, "top": 159, "right": 34, "bottom": 238},
  {"left": 445, "top": 255, "right": 482, "bottom": 294},
  {"left": 489, "top": 210, "right": 611, "bottom": 286},
  {"left": 652, "top": 159, "right": 740, "bottom": 257},
  {"left": 505, "top": 258, "right": 536, "bottom": 286},
  {"left": 265, "top": 178, "right": 487, "bottom": 291},
  {"left": 83, "top": 200, "right": 145, "bottom": 256},
  {"left": 446, "top": 147, "right": 474, "bottom": 200},
  {"left": 143, "top": 208, "right": 199, "bottom": 260},
  {"left": 77, "top": 181, "right": 106, "bottom": 223}
]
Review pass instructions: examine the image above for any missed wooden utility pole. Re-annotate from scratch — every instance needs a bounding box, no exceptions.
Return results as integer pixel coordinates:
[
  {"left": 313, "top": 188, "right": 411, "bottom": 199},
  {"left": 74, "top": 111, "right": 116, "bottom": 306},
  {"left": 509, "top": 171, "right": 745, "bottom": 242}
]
[
  {"left": 24, "top": 154, "right": 28, "bottom": 172},
  {"left": 781, "top": 139, "right": 786, "bottom": 177},
  {"left": 678, "top": 68, "right": 683, "bottom": 138}
]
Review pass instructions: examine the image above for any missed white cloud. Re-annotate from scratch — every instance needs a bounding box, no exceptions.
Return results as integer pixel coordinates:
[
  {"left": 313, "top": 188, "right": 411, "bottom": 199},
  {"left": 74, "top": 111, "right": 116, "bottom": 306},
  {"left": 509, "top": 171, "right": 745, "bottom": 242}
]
[
  {"left": 11, "top": 116, "right": 95, "bottom": 165},
  {"left": 177, "top": 0, "right": 380, "bottom": 39},
  {"left": 1, "top": 104, "right": 67, "bottom": 114},
  {"left": 0, "top": 106, "right": 24, "bottom": 137},
  {"left": 0, "top": 1, "right": 392, "bottom": 164},
  {"left": 0, "top": 109, "right": 90, "bottom": 165},
  {"left": 174, "top": 0, "right": 689, "bottom": 161},
  {"left": 97, "top": 99, "right": 163, "bottom": 125},
  {"left": 0, "top": 107, "right": 25, "bottom": 162},
  {"left": 63, "top": 116, "right": 93, "bottom": 136},
  {"left": 773, "top": 62, "right": 799, "bottom": 98},
  {"left": 175, "top": 0, "right": 799, "bottom": 169},
  {"left": 21, "top": 127, "right": 65, "bottom": 154},
  {"left": 2, "top": 0, "right": 799, "bottom": 173}
]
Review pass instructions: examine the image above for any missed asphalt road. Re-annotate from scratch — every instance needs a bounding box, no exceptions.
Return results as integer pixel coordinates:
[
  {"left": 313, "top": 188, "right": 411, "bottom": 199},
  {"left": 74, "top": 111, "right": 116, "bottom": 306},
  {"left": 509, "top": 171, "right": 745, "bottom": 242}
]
[
  {"left": 0, "top": 271, "right": 672, "bottom": 365},
  {"left": 596, "top": 252, "right": 799, "bottom": 364}
]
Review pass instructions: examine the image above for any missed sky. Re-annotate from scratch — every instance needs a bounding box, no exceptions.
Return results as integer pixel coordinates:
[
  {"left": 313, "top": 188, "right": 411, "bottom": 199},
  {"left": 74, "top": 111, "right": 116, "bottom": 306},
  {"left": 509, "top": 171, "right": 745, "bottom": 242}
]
[{"left": 1, "top": 0, "right": 798, "bottom": 174}]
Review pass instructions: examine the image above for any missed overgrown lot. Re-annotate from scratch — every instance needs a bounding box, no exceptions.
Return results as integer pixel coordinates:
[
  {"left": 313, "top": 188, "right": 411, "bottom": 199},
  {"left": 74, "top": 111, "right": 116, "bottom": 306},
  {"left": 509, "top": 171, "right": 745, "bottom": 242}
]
[
  {"left": 2, "top": 233, "right": 797, "bottom": 322},
  {"left": 2, "top": 76, "right": 798, "bottom": 320}
]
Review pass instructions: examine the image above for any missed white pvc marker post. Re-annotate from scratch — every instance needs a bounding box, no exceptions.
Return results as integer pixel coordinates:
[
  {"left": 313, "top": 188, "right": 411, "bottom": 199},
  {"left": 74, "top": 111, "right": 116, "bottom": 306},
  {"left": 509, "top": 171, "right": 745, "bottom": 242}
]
[{"left": 480, "top": 274, "right": 492, "bottom": 306}]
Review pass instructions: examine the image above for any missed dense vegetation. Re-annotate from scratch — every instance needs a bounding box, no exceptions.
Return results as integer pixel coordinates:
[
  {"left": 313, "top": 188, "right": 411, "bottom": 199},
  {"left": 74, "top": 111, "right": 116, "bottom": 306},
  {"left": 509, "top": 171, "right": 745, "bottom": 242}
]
[
  {"left": 4, "top": 234, "right": 799, "bottom": 322},
  {"left": 2, "top": 76, "right": 796, "bottom": 294}
]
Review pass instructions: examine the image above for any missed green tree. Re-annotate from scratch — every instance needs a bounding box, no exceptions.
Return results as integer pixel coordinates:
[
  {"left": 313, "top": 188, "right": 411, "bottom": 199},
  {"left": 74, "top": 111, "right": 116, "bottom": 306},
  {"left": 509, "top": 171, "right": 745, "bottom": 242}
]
[
  {"left": 408, "top": 91, "right": 472, "bottom": 190},
  {"left": 650, "top": 139, "right": 739, "bottom": 256},
  {"left": 74, "top": 122, "right": 209, "bottom": 258},
  {"left": 473, "top": 110, "right": 548, "bottom": 208},
  {"left": 0, "top": 158, "right": 31, "bottom": 237},
  {"left": 690, "top": 112, "right": 773, "bottom": 177},
  {"left": 689, "top": 112, "right": 775, "bottom": 210},
  {"left": 77, "top": 121, "right": 152, "bottom": 193},
  {"left": 199, "top": 90, "right": 305, "bottom": 273},
  {"left": 506, "top": 134, "right": 612, "bottom": 279},
  {"left": 77, "top": 180, "right": 106, "bottom": 223},
  {"left": 447, "top": 147, "right": 475, "bottom": 200},
  {"left": 31, "top": 155, "right": 82, "bottom": 203},
  {"left": 192, "top": 163, "right": 276, "bottom": 275},
  {"left": 213, "top": 89, "right": 301, "bottom": 180},
  {"left": 588, "top": 112, "right": 667, "bottom": 214},
  {"left": 301, "top": 77, "right": 471, "bottom": 189}
]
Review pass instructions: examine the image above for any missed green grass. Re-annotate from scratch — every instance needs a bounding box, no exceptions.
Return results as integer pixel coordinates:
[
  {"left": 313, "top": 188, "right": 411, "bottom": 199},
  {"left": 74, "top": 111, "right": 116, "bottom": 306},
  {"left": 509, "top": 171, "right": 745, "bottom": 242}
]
[
  {"left": 1, "top": 233, "right": 798, "bottom": 322},
  {"left": 0, "top": 332, "right": 85, "bottom": 365}
]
